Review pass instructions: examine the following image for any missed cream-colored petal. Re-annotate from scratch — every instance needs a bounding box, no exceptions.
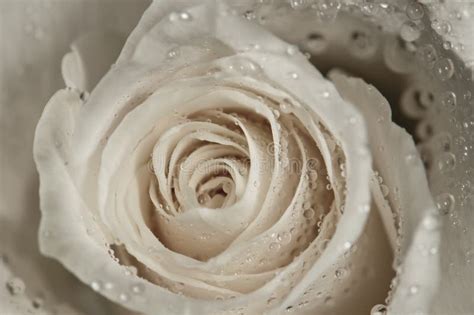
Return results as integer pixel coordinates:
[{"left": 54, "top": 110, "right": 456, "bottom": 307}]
[
  {"left": 62, "top": 31, "right": 125, "bottom": 92},
  {"left": 330, "top": 71, "right": 441, "bottom": 314}
]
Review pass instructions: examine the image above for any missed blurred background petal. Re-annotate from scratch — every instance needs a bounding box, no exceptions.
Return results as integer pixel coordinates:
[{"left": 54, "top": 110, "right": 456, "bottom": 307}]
[{"left": 0, "top": 0, "right": 150, "bottom": 314}]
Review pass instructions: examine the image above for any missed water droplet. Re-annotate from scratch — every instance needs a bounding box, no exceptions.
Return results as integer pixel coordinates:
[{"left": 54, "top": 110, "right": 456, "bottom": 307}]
[
  {"left": 441, "top": 91, "right": 457, "bottom": 111},
  {"left": 179, "top": 11, "right": 192, "bottom": 21},
  {"left": 119, "top": 292, "right": 130, "bottom": 302},
  {"left": 242, "top": 10, "right": 256, "bottom": 20},
  {"left": 318, "top": 0, "right": 342, "bottom": 21},
  {"left": 104, "top": 282, "right": 114, "bottom": 290},
  {"left": 290, "top": 0, "right": 308, "bottom": 10},
  {"left": 335, "top": 267, "right": 347, "bottom": 279},
  {"left": 6, "top": 278, "right": 25, "bottom": 295},
  {"left": 288, "top": 72, "right": 299, "bottom": 79},
  {"left": 422, "top": 215, "right": 440, "bottom": 230},
  {"left": 279, "top": 101, "right": 291, "bottom": 114},
  {"left": 406, "top": 2, "right": 424, "bottom": 20},
  {"left": 435, "top": 193, "right": 455, "bottom": 215},
  {"left": 167, "top": 48, "right": 180, "bottom": 59},
  {"left": 349, "top": 30, "right": 377, "bottom": 58},
  {"left": 131, "top": 283, "right": 145, "bottom": 294},
  {"left": 400, "top": 21, "right": 421, "bottom": 42},
  {"left": 32, "top": 297, "right": 43, "bottom": 309},
  {"left": 198, "top": 193, "right": 211, "bottom": 205},
  {"left": 418, "top": 44, "right": 437, "bottom": 68},
  {"left": 91, "top": 280, "right": 102, "bottom": 292},
  {"left": 437, "top": 152, "right": 456, "bottom": 172},
  {"left": 277, "top": 232, "right": 292, "bottom": 244},
  {"left": 432, "top": 20, "right": 452, "bottom": 35},
  {"left": 434, "top": 132, "right": 452, "bottom": 152},
  {"left": 371, "top": 304, "right": 387, "bottom": 315},
  {"left": 434, "top": 58, "right": 454, "bottom": 81},
  {"left": 358, "top": 204, "right": 370, "bottom": 213},
  {"left": 286, "top": 45, "right": 298, "bottom": 56},
  {"left": 303, "top": 208, "right": 315, "bottom": 219},
  {"left": 442, "top": 41, "right": 452, "bottom": 50},
  {"left": 305, "top": 33, "right": 328, "bottom": 54},
  {"left": 408, "top": 284, "right": 419, "bottom": 295},
  {"left": 269, "top": 242, "right": 281, "bottom": 250},
  {"left": 124, "top": 266, "right": 137, "bottom": 277},
  {"left": 405, "top": 153, "right": 418, "bottom": 164}
]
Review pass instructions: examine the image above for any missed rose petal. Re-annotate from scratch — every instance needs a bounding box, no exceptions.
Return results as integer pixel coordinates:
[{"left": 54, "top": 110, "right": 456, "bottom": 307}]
[
  {"left": 1, "top": 0, "right": 150, "bottom": 314},
  {"left": 330, "top": 70, "right": 441, "bottom": 314},
  {"left": 62, "top": 31, "right": 125, "bottom": 92}
]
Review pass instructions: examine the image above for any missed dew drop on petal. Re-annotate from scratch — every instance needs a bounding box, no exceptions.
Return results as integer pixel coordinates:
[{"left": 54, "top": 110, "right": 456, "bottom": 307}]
[
  {"left": 290, "top": 0, "right": 308, "bottom": 10},
  {"left": 441, "top": 91, "right": 457, "bottom": 111},
  {"left": 288, "top": 72, "right": 299, "bottom": 79},
  {"left": 334, "top": 267, "right": 347, "bottom": 279},
  {"left": 422, "top": 215, "right": 440, "bottom": 230},
  {"left": 179, "top": 11, "right": 192, "bottom": 21},
  {"left": 303, "top": 208, "right": 315, "bottom": 219},
  {"left": 242, "top": 10, "right": 256, "bottom": 20},
  {"left": 434, "top": 58, "right": 455, "bottom": 81},
  {"left": 104, "top": 282, "right": 114, "bottom": 290},
  {"left": 435, "top": 192, "right": 455, "bottom": 215},
  {"left": 349, "top": 30, "right": 377, "bottom": 58},
  {"left": 32, "top": 297, "right": 43, "bottom": 309},
  {"left": 286, "top": 45, "right": 298, "bottom": 56},
  {"left": 305, "top": 33, "right": 328, "bottom": 54},
  {"left": 400, "top": 21, "right": 421, "bottom": 42},
  {"left": 408, "top": 284, "right": 419, "bottom": 295},
  {"left": 417, "top": 44, "right": 437, "bottom": 68},
  {"left": 406, "top": 2, "right": 424, "bottom": 20},
  {"left": 442, "top": 41, "right": 452, "bottom": 50},
  {"left": 277, "top": 232, "right": 292, "bottom": 245},
  {"left": 167, "top": 48, "right": 180, "bottom": 59},
  {"left": 131, "top": 283, "right": 145, "bottom": 295},
  {"left": 437, "top": 152, "right": 456, "bottom": 172},
  {"left": 371, "top": 304, "right": 388, "bottom": 315},
  {"left": 6, "top": 277, "right": 25, "bottom": 295},
  {"left": 91, "top": 280, "right": 102, "bottom": 292},
  {"left": 358, "top": 204, "right": 370, "bottom": 213},
  {"left": 119, "top": 292, "right": 130, "bottom": 302},
  {"left": 269, "top": 242, "right": 281, "bottom": 251}
]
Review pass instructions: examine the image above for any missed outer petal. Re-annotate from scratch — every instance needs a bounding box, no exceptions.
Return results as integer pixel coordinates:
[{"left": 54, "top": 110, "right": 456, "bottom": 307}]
[
  {"left": 419, "top": 0, "right": 474, "bottom": 74},
  {"left": 260, "top": 2, "right": 474, "bottom": 313},
  {"left": 0, "top": 0, "right": 150, "bottom": 314},
  {"left": 418, "top": 2, "right": 474, "bottom": 314},
  {"left": 62, "top": 31, "right": 125, "bottom": 93},
  {"left": 330, "top": 71, "right": 441, "bottom": 315}
]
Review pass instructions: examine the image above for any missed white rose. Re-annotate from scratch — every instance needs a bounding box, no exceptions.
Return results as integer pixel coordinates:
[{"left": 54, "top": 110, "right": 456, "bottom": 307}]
[{"left": 1, "top": 1, "right": 473, "bottom": 315}]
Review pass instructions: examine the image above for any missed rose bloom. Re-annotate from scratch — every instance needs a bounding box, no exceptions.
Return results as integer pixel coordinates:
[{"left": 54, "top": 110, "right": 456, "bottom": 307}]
[{"left": 1, "top": 0, "right": 473, "bottom": 315}]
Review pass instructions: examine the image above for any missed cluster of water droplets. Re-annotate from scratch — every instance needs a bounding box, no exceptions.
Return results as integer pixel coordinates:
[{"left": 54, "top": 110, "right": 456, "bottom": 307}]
[{"left": 2, "top": 254, "right": 47, "bottom": 314}]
